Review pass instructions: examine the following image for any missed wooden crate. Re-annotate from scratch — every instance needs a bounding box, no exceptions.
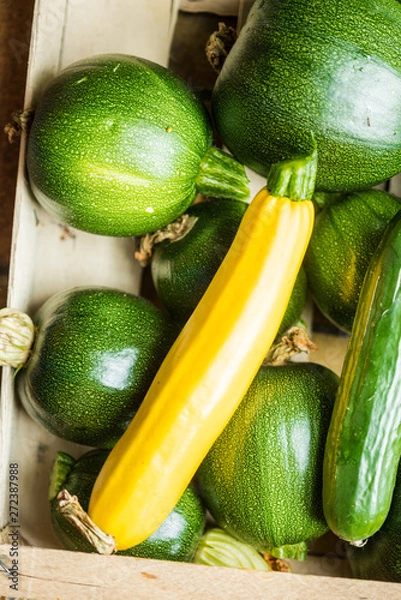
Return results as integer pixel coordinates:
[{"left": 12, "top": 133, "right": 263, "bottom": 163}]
[{"left": 1, "top": 0, "right": 401, "bottom": 597}]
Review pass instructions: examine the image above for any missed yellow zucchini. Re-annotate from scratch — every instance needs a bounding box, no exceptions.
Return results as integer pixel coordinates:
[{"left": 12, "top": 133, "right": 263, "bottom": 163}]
[{"left": 88, "top": 153, "right": 316, "bottom": 551}]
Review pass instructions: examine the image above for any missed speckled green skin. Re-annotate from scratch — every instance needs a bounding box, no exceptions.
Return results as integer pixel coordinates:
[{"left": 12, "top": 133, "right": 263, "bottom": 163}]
[
  {"left": 151, "top": 197, "right": 307, "bottom": 333},
  {"left": 50, "top": 449, "right": 206, "bottom": 561},
  {"left": 323, "top": 210, "right": 401, "bottom": 543},
  {"left": 347, "top": 462, "right": 401, "bottom": 582},
  {"left": 196, "top": 363, "right": 339, "bottom": 551},
  {"left": 27, "top": 54, "right": 214, "bottom": 236},
  {"left": 17, "top": 287, "right": 178, "bottom": 448},
  {"left": 212, "top": 0, "right": 401, "bottom": 192},
  {"left": 304, "top": 189, "right": 401, "bottom": 333}
]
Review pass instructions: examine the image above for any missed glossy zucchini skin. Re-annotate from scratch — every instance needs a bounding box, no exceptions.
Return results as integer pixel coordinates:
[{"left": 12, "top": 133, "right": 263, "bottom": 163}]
[
  {"left": 212, "top": 0, "right": 401, "bottom": 192},
  {"left": 50, "top": 449, "right": 206, "bottom": 562},
  {"left": 304, "top": 189, "right": 401, "bottom": 332},
  {"left": 323, "top": 209, "right": 401, "bottom": 543},
  {"left": 27, "top": 54, "right": 249, "bottom": 237},
  {"left": 196, "top": 363, "right": 339, "bottom": 552},
  {"left": 17, "top": 287, "right": 178, "bottom": 448}
]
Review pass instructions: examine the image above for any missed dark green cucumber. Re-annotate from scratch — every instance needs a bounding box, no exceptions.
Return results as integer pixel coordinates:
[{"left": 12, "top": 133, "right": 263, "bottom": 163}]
[
  {"left": 347, "top": 461, "right": 401, "bottom": 582},
  {"left": 27, "top": 54, "right": 249, "bottom": 237},
  {"left": 212, "top": 0, "right": 401, "bottom": 192},
  {"left": 16, "top": 286, "right": 178, "bottom": 448},
  {"left": 49, "top": 449, "right": 206, "bottom": 562},
  {"left": 196, "top": 362, "right": 339, "bottom": 556},
  {"left": 323, "top": 209, "right": 401, "bottom": 544},
  {"left": 151, "top": 197, "right": 307, "bottom": 333},
  {"left": 304, "top": 189, "right": 401, "bottom": 332}
]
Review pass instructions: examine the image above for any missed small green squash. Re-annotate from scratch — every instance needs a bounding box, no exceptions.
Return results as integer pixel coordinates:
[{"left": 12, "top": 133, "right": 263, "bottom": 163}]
[
  {"left": 151, "top": 197, "right": 307, "bottom": 333},
  {"left": 49, "top": 449, "right": 206, "bottom": 562},
  {"left": 304, "top": 189, "right": 401, "bottom": 332},
  {"left": 14, "top": 286, "right": 178, "bottom": 448},
  {"left": 27, "top": 54, "right": 249, "bottom": 237},
  {"left": 212, "top": 0, "right": 401, "bottom": 192},
  {"left": 195, "top": 362, "right": 339, "bottom": 557}
]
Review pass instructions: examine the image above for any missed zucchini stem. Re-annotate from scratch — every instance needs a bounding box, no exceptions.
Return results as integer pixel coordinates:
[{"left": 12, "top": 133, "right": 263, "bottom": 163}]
[
  {"left": 196, "top": 146, "right": 250, "bottom": 201},
  {"left": 48, "top": 452, "right": 76, "bottom": 501},
  {"left": 4, "top": 107, "right": 34, "bottom": 143},
  {"left": 264, "top": 324, "right": 317, "bottom": 366},
  {"left": 205, "top": 23, "right": 237, "bottom": 73},
  {"left": 268, "top": 139, "right": 318, "bottom": 201},
  {"left": 56, "top": 490, "right": 116, "bottom": 555},
  {"left": 262, "top": 541, "right": 308, "bottom": 561},
  {"left": 0, "top": 308, "right": 35, "bottom": 369},
  {"left": 134, "top": 213, "right": 198, "bottom": 267}
]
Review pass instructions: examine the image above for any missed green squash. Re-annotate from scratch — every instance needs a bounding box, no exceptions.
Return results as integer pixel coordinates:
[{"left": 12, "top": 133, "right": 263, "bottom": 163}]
[
  {"left": 304, "top": 189, "right": 401, "bottom": 332},
  {"left": 212, "top": 0, "right": 401, "bottom": 192},
  {"left": 16, "top": 286, "right": 178, "bottom": 448},
  {"left": 49, "top": 449, "right": 206, "bottom": 562},
  {"left": 196, "top": 362, "right": 339, "bottom": 557},
  {"left": 27, "top": 54, "right": 249, "bottom": 237},
  {"left": 151, "top": 197, "right": 308, "bottom": 333}
]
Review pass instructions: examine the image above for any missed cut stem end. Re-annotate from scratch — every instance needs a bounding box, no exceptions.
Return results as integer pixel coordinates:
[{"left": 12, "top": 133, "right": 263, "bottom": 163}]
[{"left": 57, "top": 489, "right": 117, "bottom": 555}]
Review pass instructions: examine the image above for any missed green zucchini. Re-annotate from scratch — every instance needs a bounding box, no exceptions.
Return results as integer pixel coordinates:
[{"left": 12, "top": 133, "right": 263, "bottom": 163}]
[
  {"left": 212, "top": 0, "right": 401, "bottom": 192},
  {"left": 12, "top": 286, "right": 178, "bottom": 447},
  {"left": 323, "top": 209, "right": 401, "bottom": 544},
  {"left": 196, "top": 362, "right": 339, "bottom": 558},
  {"left": 150, "top": 197, "right": 307, "bottom": 333},
  {"left": 49, "top": 449, "right": 206, "bottom": 562},
  {"left": 27, "top": 54, "right": 249, "bottom": 237},
  {"left": 304, "top": 189, "right": 401, "bottom": 332}
]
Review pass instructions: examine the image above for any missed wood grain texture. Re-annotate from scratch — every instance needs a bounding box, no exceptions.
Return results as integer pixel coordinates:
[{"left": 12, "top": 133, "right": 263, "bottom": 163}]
[{"left": 0, "top": 544, "right": 399, "bottom": 600}]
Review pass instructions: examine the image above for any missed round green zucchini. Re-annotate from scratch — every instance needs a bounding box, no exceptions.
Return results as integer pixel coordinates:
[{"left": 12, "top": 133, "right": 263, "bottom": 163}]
[
  {"left": 151, "top": 197, "right": 307, "bottom": 333},
  {"left": 212, "top": 0, "right": 401, "bottom": 192},
  {"left": 195, "top": 362, "right": 339, "bottom": 556},
  {"left": 27, "top": 54, "right": 249, "bottom": 237},
  {"left": 49, "top": 449, "right": 206, "bottom": 562},
  {"left": 304, "top": 189, "right": 401, "bottom": 332},
  {"left": 323, "top": 209, "right": 401, "bottom": 544},
  {"left": 16, "top": 286, "right": 178, "bottom": 448}
]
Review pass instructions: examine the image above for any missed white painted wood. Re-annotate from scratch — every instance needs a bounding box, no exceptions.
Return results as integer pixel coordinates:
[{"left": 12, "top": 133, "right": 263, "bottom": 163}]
[
  {"left": 180, "top": 0, "right": 240, "bottom": 15},
  {"left": 179, "top": 0, "right": 254, "bottom": 28},
  {"left": 60, "top": 0, "right": 178, "bottom": 69},
  {"left": 0, "top": 0, "right": 180, "bottom": 549}
]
